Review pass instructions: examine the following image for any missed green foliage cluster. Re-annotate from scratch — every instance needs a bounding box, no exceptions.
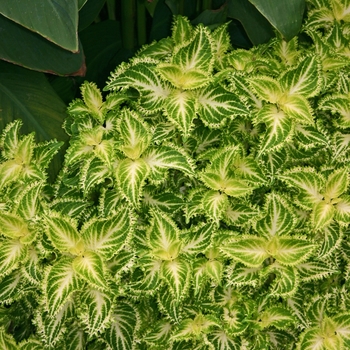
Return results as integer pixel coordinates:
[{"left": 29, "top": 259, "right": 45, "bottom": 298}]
[{"left": 2, "top": 0, "right": 350, "bottom": 349}]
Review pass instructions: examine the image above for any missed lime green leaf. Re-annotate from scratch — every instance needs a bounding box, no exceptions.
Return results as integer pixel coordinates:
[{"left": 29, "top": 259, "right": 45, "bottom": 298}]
[
  {"left": 44, "top": 212, "right": 82, "bottom": 254},
  {"left": 233, "top": 156, "right": 266, "bottom": 184},
  {"left": 161, "top": 258, "right": 190, "bottom": 300},
  {"left": 0, "top": 0, "right": 78, "bottom": 52},
  {"left": 0, "top": 212, "right": 30, "bottom": 239},
  {"left": 196, "top": 84, "right": 249, "bottom": 128},
  {"left": 255, "top": 193, "right": 295, "bottom": 237},
  {"left": 115, "top": 158, "right": 149, "bottom": 208},
  {"left": 324, "top": 168, "right": 348, "bottom": 199},
  {"left": 255, "top": 104, "right": 293, "bottom": 155},
  {"left": 104, "top": 301, "right": 138, "bottom": 350},
  {"left": 0, "top": 160, "right": 22, "bottom": 190},
  {"left": 268, "top": 237, "right": 316, "bottom": 266},
  {"left": 212, "top": 22, "right": 232, "bottom": 70},
  {"left": 147, "top": 210, "right": 181, "bottom": 261},
  {"left": 201, "top": 190, "right": 229, "bottom": 222},
  {"left": 173, "top": 24, "right": 213, "bottom": 73},
  {"left": 0, "top": 327, "right": 18, "bottom": 350},
  {"left": 333, "top": 313, "right": 350, "bottom": 346},
  {"left": 311, "top": 201, "right": 335, "bottom": 230},
  {"left": 221, "top": 236, "right": 269, "bottom": 267},
  {"left": 280, "top": 56, "right": 321, "bottom": 98},
  {"left": 157, "top": 63, "right": 210, "bottom": 90},
  {"left": 224, "top": 201, "right": 259, "bottom": 226},
  {"left": 106, "top": 60, "right": 171, "bottom": 111},
  {"left": 280, "top": 94, "right": 314, "bottom": 125},
  {"left": 0, "top": 239, "right": 27, "bottom": 278},
  {"left": 258, "top": 307, "right": 294, "bottom": 330},
  {"left": 249, "top": 76, "right": 283, "bottom": 103},
  {"left": 118, "top": 109, "right": 152, "bottom": 160},
  {"left": 44, "top": 258, "right": 81, "bottom": 316},
  {"left": 0, "top": 119, "right": 22, "bottom": 159},
  {"left": 82, "top": 209, "right": 132, "bottom": 260},
  {"left": 334, "top": 195, "right": 350, "bottom": 224},
  {"left": 72, "top": 251, "right": 108, "bottom": 291},
  {"left": 79, "top": 288, "right": 112, "bottom": 337},
  {"left": 319, "top": 94, "right": 350, "bottom": 129}
]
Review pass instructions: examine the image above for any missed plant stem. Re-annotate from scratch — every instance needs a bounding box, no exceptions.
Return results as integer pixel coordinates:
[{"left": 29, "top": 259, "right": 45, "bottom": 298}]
[
  {"left": 106, "top": 0, "right": 116, "bottom": 20},
  {"left": 121, "top": 0, "right": 135, "bottom": 50},
  {"left": 137, "top": 0, "right": 147, "bottom": 46}
]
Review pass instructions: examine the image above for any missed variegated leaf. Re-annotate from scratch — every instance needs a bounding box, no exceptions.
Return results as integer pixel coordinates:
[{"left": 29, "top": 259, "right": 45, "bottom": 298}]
[
  {"left": 311, "top": 200, "right": 335, "bottom": 230},
  {"left": 15, "top": 133, "right": 34, "bottom": 165},
  {"left": 296, "top": 260, "right": 339, "bottom": 282},
  {"left": 65, "top": 327, "right": 86, "bottom": 350},
  {"left": 0, "top": 211, "right": 30, "bottom": 239},
  {"left": 319, "top": 222, "right": 343, "bottom": 257},
  {"left": 173, "top": 24, "right": 213, "bottom": 73},
  {"left": 205, "top": 260, "right": 223, "bottom": 284},
  {"left": 44, "top": 212, "right": 83, "bottom": 254},
  {"left": 142, "top": 145, "right": 195, "bottom": 178},
  {"left": 79, "top": 288, "right": 112, "bottom": 337},
  {"left": 72, "top": 251, "right": 108, "bottom": 291},
  {"left": 0, "top": 327, "right": 18, "bottom": 350},
  {"left": 115, "top": 158, "right": 149, "bottom": 208},
  {"left": 82, "top": 209, "right": 132, "bottom": 260},
  {"left": 161, "top": 258, "right": 191, "bottom": 300},
  {"left": 80, "top": 81, "right": 104, "bottom": 123},
  {"left": 319, "top": 94, "right": 350, "bottom": 129},
  {"left": 258, "top": 307, "right": 294, "bottom": 330},
  {"left": 118, "top": 109, "right": 152, "bottom": 160},
  {"left": 267, "top": 237, "right": 316, "bottom": 266},
  {"left": 280, "top": 94, "right": 314, "bottom": 125},
  {"left": 201, "top": 190, "right": 229, "bottom": 222},
  {"left": 157, "top": 287, "right": 182, "bottom": 323},
  {"left": 34, "top": 300, "right": 74, "bottom": 348},
  {"left": 324, "top": 168, "right": 348, "bottom": 199},
  {"left": 0, "top": 119, "right": 22, "bottom": 159},
  {"left": 163, "top": 89, "right": 196, "bottom": 135},
  {"left": 333, "top": 313, "right": 350, "bottom": 347},
  {"left": 50, "top": 197, "right": 91, "bottom": 220},
  {"left": 193, "top": 257, "right": 209, "bottom": 294},
  {"left": 144, "top": 320, "right": 173, "bottom": 346},
  {"left": 294, "top": 124, "right": 328, "bottom": 149},
  {"left": 0, "top": 270, "right": 22, "bottom": 304},
  {"left": 207, "top": 329, "right": 241, "bottom": 350},
  {"left": 221, "top": 236, "right": 269, "bottom": 267},
  {"left": 196, "top": 84, "right": 249, "bottom": 128},
  {"left": 147, "top": 210, "right": 181, "bottom": 261},
  {"left": 265, "top": 263, "right": 298, "bottom": 297},
  {"left": 130, "top": 257, "right": 162, "bottom": 293},
  {"left": 0, "top": 160, "right": 22, "bottom": 189},
  {"left": 19, "top": 337, "right": 43, "bottom": 350},
  {"left": 249, "top": 76, "right": 283, "bottom": 104},
  {"left": 334, "top": 195, "right": 350, "bottom": 224},
  {"left": 181, "top": 223, "right": 214, "bottom": 255},
  {"left": 279, "top": 168, "right": 324, "bottom": 208},
  {"left": 255, "top": 193, "right": 295, "bottom": 237},
  {"left": 106, "top": 60, "right": 172, "bottom": 111},
  {"left": 143, "top": 191, "right": 184, "bottom": 213},
  {"left": 0, "top": 239, "right": 27, "bottom": 278},
  {"left": 224, "top": 201, "right": 258, "bottom": 226},
  {"left": 255, "top": 104, "right": 293, "bottom": 155},
  {"left": 44, "top": 258, "right": 81, "bottom": 316},
  {"left": 22, "top": 247, "right": 43, "bottom": 285},
  {"left": 227, "top": 264, "right": 261, "bottom": 286},
  {"left": 212, "top": 22, "right": 232, "bottom": 69},
  {"left": 233, "top": 156, "right": 266, "bottom": 184},
  {"left": 104, "top": 301, "right": 138, "bottom": 350},
  {"left": 172, "top": 15, "right": 193, "bottom": 45},
  {"left": 280, "top": 56, "right": 321, "bottom": 98}
]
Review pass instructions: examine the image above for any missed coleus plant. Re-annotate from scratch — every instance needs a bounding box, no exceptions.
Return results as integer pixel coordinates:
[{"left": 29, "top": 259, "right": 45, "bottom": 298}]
[{"left": 2, "top": 0, "right": 350, "bottom": 349}]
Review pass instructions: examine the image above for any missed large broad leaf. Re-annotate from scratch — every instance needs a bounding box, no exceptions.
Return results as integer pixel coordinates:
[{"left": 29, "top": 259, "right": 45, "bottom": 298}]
[
  {"left": 104, "top": 301, "right": 138, "bottom": 350},
  {"left": 0, "top": 0, "right": 78, "bottom": 52},
  {"left": 82, "top": 210, "right": 132, "bottom": 260},
  {"left": 44, "top": 258, "right": 81, "bottom": 316},
  {"left": 221, "top": 236, "right": 269, "bottom": 267},
  {"left": 0, "top": 15, "right": 84, "bottom": 75},
  {"left": 248, "top": 0, "right": 305, "bottom": 41}
]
